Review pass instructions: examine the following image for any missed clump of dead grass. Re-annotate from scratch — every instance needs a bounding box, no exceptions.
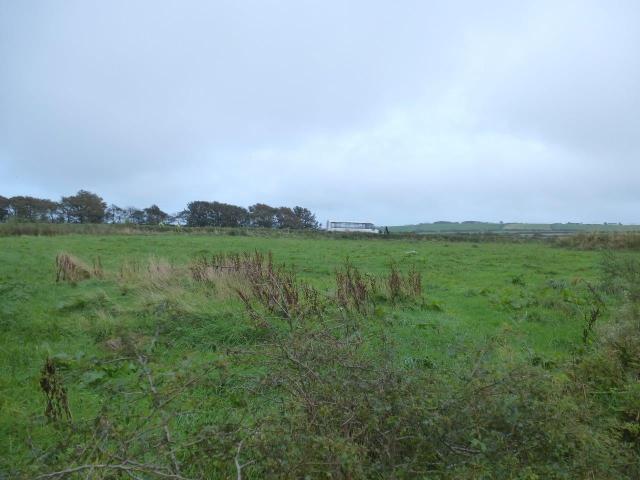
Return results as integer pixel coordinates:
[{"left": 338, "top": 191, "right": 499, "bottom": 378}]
[{"left": 56, "top": 252, "right": 91, "bottom": 283}]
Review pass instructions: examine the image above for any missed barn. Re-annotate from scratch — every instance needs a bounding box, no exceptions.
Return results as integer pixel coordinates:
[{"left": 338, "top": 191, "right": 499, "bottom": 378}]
[{"left": 326, "top": 221, "right": 379, "bottom": 233}]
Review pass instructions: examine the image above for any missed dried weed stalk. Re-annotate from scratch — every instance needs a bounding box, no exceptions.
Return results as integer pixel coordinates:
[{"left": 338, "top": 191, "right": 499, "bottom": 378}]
[
  {"left": 39, "top": 357, "right": 72, "bottom": 422},
  {"left": 55, "top": 252, "right": 91, "bottom": 283}
]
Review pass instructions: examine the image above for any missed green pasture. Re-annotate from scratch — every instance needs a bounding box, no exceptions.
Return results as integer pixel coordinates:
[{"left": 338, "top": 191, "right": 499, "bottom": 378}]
[{"left": 1, "top": 233, "right": 637, "bottom": 477}]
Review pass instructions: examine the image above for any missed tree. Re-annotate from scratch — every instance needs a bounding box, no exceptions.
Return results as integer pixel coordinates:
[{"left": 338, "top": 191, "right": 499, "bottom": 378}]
[
  {"left": 184, "top": 201, "right": 248, "bottom": 227},
  {"left": 185, "top": 201, "right": 213, "bottom": 227},
  {"left": 143, "top": 205, "right": 169, "bottom": 225},
  {"left": 275, "top": 207, "right": 299, "bottom": 229},
  {"left": 293, "top": 206, "right": 320, "bottom": 230},
  {"left": 8, "top": 196, "right": 59, "bottom": 222},
  {"left": 274, "top": 206, "right": 320, "bottom": 229},
  {"left": 215, "top": 202, "right": 248, "bottom": 227},
  {"left": 124, "top": 207, "right": 145, "bottom": 225},
  {"left": 60, "top": 190, "right": 107, "bottom": 223},
  {"left": 0, "top": 195, "right": 10, "bottom": 222},
  {"left": 248, "top": 203, "right": 278, "bottom": 228}
]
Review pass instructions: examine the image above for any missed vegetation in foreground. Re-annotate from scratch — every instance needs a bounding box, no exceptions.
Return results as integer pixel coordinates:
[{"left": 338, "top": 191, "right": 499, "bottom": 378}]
[{"left": 1, "top": 233, "right": 639, "bottom": 478}]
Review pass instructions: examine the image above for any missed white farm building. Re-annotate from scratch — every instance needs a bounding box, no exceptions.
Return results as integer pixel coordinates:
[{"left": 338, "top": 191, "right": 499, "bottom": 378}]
[{"left": 326, "top": 221, "right": 379, "bottom": 233}]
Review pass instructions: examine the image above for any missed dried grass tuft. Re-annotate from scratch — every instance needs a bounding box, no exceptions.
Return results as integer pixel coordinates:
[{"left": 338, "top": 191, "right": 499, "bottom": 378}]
[{"left": 55, "top": 252, "right": 91, "bottom": 283}]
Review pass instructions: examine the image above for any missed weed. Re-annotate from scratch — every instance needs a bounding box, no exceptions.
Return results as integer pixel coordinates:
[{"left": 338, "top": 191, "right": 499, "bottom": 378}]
[
  {"left": 92, "top": 255, "right": 104, "bottom": 278},
  {"left": 407, "top": 263, "right": 422, "bottom": 297},
  {"left": 55, "top": 252, "right": 91, "bottom": 283},
  {"left": 385, "top": 262, "right": 423, "bottom": 303},
  {"left": 582, "top": 282, "right": 605, "bottom": 344},
  {"left": 386, "top": 263, "right": 403, "bottom": 302},
  {"left": 39, "top": 357, "right": 72, "bottom": 422},
  {"left": 335, "top": 259, "right": 373, "bottom": 313}
]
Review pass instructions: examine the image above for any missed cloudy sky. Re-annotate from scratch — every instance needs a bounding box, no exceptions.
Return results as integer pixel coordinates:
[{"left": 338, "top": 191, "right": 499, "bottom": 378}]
[{"left": 1, "top": 0, "right": 639, "bottom": 225}]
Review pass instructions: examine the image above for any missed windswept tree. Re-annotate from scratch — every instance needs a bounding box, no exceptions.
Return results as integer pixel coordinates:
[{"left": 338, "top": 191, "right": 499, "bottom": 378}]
[
  {"left": 248, "top": 203, "right": 278, "bottom": 228},
  {"left": 293, "top": 206, "right": 320, "bottom": 230},
  {"left": 273, "top": 206, "right": 320, "bottom": 229},
  {"left": 8, "top": 196, "right": 59, "bottom": 222},
  {"left": 185, "top": 201, "right": 248, "bottom": 227},
  {"left": 184, "top": 201, "right": 213, "bottom": 227},
  {"left": 124, "top": 207, "right": 145, "bottom": 225},
  {"left": 0, "top": 195, "right": 10, "bottom": 222},
  {"left": 60, "top": 190, "right": 107, "bottom": 223},
  {"left": 217, "top": 202, "right": 249, "bottom": 227},
  {"left": 143, "top": 204, "right": 169, "bottom": 225},
  {"left": 275, "top": 207, "right": 299, "bottom": 229}
]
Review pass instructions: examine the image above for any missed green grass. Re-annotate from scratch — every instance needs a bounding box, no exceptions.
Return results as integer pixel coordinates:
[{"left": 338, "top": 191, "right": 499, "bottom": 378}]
[{"left": 1, "top": 233, "right": 638, "bottom": 477}]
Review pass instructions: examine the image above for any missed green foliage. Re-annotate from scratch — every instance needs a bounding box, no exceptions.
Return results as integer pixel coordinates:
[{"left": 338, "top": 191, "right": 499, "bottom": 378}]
[
  {"left": 6, "top": 195, "right": 58, "bottom": 222},
  {"left": 60, "top": 190, "right": 107, "bottom": 224}
]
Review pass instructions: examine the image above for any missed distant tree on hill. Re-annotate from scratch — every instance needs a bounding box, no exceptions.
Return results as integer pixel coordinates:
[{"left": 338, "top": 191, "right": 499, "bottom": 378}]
[
  {"left": 60, "top": 190, "right": 106, "bottom": 223},
  {"left": 0, "top": 190, "right": 321, "bottom": 230},
  {"left": 0, "top": 195, "right": 10, "bottom": 222},
  {"left": 185, "top": 201, "right": 248, "bottom": 227},
  {"left": 274, "top": 206, "right": 320, "bottom": 229},
  {"left": 8, "top": 196, "right": 59, "bottom": 222},
  {"left": 275, "top": 207, "right": 298, "bottom": 229},
  {"left": 143, "top": 204, "right": 169, "bottom": 225},
  {"left": 125, "top": 207, "right": 145, "bottom": 225},
  {"left": 184, "top": 201, "right": 211, "bottom": 227},
  {"left": 293, "top": 206, "right": 320, "bottom": 230},
  {"left": 249, "top": 203, "right": 278, "bottom": 228}
]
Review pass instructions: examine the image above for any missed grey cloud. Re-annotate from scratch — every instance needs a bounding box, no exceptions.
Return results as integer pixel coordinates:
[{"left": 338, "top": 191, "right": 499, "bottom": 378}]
[{"left": 1, "top": 0, "right": 639, "bottom": 224}]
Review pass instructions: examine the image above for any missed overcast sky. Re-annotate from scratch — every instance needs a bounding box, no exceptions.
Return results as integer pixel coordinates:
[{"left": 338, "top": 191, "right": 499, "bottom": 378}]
[{"left": 1, "top": 1, "right": 639, "bottom": 225}]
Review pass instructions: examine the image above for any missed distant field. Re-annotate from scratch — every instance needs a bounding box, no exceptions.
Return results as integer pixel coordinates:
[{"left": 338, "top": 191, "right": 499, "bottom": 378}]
[
  {"left": 2, "top": 232, "right": 639, "bottom": 478},
  {"left": 390, "top": 221, "right": 640, "bottom": 234}
]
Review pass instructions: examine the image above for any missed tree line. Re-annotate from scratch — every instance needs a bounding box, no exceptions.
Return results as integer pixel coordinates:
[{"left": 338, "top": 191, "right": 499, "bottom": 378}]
[{"left": 0, "top": 190, "right": 320, "bottom": 229}]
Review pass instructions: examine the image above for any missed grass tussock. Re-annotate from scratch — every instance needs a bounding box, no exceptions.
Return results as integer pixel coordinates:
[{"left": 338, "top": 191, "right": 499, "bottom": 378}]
[{"left": 55, "top": 252, "right": 91, "bottom": 283}]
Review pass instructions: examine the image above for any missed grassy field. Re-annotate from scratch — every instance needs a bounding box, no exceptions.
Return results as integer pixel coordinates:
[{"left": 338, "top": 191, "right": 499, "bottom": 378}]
[
  {"left": 1, "top": 232, "right": 639, "bottom": 478},
  {"left": 390, "top": 221, "right": 640, "bottom": 235}
]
